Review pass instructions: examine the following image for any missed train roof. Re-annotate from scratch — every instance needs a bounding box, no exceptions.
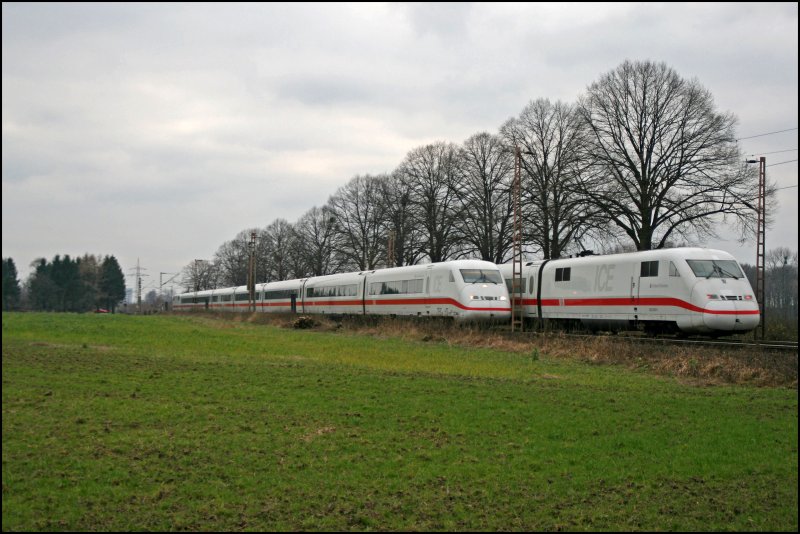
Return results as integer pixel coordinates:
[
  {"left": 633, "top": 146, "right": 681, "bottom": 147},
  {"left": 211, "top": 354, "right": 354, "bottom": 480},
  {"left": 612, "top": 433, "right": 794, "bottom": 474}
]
[
  {"left": 176, "top": 259, "right": 505, "bottom": 297},
  {"left": 499, "top": 247, "right": 742, "bottom": 271}
]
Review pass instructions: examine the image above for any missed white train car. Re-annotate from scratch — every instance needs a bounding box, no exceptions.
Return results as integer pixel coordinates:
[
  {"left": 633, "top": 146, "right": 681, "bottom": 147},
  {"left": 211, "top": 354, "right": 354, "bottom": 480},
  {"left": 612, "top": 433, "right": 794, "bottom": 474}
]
[
  {"left": 499, "top": 248, "right": 759, "bottom": 335},
  {"left": 363, "top": 260, "right": 510, "bottom": 320},
  {"left": 259, "top": 279, "right": 304, "bottom": 313},
  {"left": 173, "top": 289, "right": 208, "bottom": 311},
  {"left": 172, "top": 285, "right": 256, "bottom": 312},
  {"left": 303, "top": 272, "right": 364, "bottom": 315},
  {"left": 229, "top": 285, "right": 251, "bottom": 311},
  {"left": 212, "top": 286, "right": 236, "bottom": 311},
  {"left": 174, "top": 259, "right": 511, "bottom": 322}
]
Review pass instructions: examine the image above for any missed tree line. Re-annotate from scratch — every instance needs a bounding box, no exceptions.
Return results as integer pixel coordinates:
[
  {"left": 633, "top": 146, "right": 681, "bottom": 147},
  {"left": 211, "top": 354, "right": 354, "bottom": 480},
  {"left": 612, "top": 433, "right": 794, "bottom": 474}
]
[
  {"left": 182, "top": 60, "right": 771, "bottom": 292},
  {"left": 741, "top": 248, "right": 799, "bottom": 338},
  {"left": 5, "top": 249, "right": 795, "bottom": 338},
  {"left": 2, "top": 255, "right": 126, "bottom": 313}
]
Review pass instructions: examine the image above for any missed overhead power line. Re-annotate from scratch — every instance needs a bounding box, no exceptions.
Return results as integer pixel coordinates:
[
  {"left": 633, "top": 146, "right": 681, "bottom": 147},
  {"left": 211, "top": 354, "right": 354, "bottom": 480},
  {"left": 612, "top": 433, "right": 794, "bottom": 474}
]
[
  {"left": 747, "top": 148, "right": 797, "bottom": 156},
  {"left": 766, "top": 159, "right": 798, "bottom": 168},
  {"left": 736, "top": 127, "right": 798, "bottom": 141}
]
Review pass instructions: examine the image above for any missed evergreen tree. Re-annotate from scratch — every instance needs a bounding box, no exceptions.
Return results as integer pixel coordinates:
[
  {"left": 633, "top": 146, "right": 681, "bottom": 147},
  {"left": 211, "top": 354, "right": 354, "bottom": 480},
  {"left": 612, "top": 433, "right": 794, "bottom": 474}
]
[
  {"left": 28, "top": 258, "right": 58, "bottom": 311},
  {"left": 77, "top": 254, "right": 102, "bottom": 312},
  {"left": 49, "top": 255, "right": 81, "bottom": 311},
  {"left": 2, "top": 258, "right": 21, "bottom": 311},
  {"left": 99, "top": 256, "right": 126, "bottom": 313}
]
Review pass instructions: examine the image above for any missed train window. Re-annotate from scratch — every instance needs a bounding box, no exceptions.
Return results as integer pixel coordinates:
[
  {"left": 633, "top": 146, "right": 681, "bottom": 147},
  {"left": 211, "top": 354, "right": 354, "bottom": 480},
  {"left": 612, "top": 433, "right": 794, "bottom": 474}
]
[
  {"left": 460, "top": 269, "right": 503, "bottom": 284},
  {"left": 504, "top": 278, "right": 526, "bottom": 294},
  {"left": 308, "top": 284, "right": 358, "bottom": 298},
  {"left": 686, "top": 260, "right": 743, "bottom": 279},
  {"left": 212, "top": 296, "right": 219, "bottom": 302},
  {"left": 669, "top": 261, "right": 680, "bottom": 277},
  {"left": 264, "top": 289, "right": 298, "bottom": 300},
  {"left": 555, "top": 267, "right": 571, "bottom": 282},
  {"left": 369, "top": 279, "right": 424, "bottom": 295},
  {"left": 640, "top": 261, "right": 659, "bottom": 277},
  {"left": 235, "top": 293, "right": 250, "bottom": 301},
  {"left": 220, "top": 294, "right": 231, "bottom": 302}
]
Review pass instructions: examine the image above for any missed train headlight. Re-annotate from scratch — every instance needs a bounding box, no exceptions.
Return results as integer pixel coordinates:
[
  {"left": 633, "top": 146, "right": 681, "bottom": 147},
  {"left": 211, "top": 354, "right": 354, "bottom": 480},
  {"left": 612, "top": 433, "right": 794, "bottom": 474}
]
[
  {"left": 499, "top": 295, "right": 507, "bottom": 301},
  {"left": 706, "top": 294, "right": 719, "bottom": 300},
  {"left": 744, "top": 294, "right": 753, "bottom": 301},
  {"left": 470, "top": 295, "right": 478, "bottom": 300}
]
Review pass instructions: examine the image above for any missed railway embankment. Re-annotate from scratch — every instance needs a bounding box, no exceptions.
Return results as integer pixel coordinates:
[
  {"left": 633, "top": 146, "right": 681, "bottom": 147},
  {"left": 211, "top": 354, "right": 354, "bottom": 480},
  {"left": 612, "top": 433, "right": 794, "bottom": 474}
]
[{"left": 187, "top": 311, "right": 798, "bottom": 388}]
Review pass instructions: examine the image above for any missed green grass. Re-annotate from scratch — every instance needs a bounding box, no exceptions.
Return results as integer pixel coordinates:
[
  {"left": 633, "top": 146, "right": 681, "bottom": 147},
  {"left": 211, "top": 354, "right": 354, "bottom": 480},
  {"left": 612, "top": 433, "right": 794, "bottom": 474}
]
[{"left": 2, "top": 312, "right": 797, "bottom": 531}]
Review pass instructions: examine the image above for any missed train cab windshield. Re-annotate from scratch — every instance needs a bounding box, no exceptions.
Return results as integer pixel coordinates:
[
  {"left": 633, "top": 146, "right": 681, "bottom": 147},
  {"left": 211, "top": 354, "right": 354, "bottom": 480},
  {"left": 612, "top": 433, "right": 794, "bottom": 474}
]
[
  {"left": 460, "top": 269, "right": 503, "bottom": 284},
  {"left": 685, "top": 259, "right": 743, "bottom": 279}
]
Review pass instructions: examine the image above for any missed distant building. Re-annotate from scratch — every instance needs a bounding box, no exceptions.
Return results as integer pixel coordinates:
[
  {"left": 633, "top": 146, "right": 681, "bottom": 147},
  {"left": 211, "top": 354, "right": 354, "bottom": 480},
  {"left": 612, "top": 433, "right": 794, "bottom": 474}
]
[{"left": 125, "top": 288, "right": 133, "bottom": 304}]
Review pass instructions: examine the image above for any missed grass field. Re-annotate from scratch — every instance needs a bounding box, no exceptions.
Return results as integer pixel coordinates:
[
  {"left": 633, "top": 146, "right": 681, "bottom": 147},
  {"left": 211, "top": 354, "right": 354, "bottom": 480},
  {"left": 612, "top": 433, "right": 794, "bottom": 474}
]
[{"left": 2, "top": 312, "right": 797, "bottom": 531}]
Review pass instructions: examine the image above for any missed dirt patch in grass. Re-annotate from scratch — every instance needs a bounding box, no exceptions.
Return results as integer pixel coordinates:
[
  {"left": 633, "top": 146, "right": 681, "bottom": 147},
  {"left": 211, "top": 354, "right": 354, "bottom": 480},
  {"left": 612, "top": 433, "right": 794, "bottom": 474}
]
[{"left": 302, "top": 426, "right": 336, "bottom": 442}]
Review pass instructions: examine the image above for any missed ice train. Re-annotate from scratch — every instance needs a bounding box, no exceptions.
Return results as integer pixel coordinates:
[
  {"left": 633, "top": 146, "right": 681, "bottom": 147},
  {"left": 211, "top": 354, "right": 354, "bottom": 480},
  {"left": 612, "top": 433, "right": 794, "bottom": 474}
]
[
  {"left": 174, "top": 248, "right": 759, "bottom": 335},
  {"left": 173, "top": 259, "right": 512, "bottom": 322},
  {"left": 498, "top": 247, "right": 759, "bottom": 335}
]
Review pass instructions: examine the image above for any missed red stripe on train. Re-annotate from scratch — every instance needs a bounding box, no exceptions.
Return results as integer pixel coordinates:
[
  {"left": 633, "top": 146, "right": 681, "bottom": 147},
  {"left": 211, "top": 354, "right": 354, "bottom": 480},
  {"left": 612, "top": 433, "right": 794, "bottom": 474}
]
[
  {"left": 178, "top": 298, "right": 511, "bottom": 313},
  {"left": 513, "top": 297, "right": 759, "bottom": 315}
]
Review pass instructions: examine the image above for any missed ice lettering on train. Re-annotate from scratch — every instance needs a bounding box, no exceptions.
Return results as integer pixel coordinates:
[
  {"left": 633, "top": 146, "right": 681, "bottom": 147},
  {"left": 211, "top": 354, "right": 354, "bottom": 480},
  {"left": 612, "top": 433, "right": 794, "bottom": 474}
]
[{"left": 594, "top": 264, "right": 615, "bottom": 292}]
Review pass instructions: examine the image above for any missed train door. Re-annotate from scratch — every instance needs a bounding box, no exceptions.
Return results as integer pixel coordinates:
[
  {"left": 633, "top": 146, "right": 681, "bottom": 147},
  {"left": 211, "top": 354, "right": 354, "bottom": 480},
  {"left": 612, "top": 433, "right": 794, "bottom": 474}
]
[
  {"left": 361, "top": 275, "right": 368, "bottom": 316},
  {"left": 630, "top": 263, "right": 641, "bottom": 302},
  {"left": 425, "top": 265, "right": 433, "bottom": 314},
  {"left": 528, "top": 271, "right": 537, "bottom": 317}
]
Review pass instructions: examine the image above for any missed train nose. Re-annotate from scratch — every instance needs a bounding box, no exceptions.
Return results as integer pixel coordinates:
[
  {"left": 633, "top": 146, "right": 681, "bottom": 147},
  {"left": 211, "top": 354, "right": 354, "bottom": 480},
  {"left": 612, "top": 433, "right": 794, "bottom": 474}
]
[
  {"left": 696, "top": 290, "right": 760, "bottom": 332},
  {"left": 460, "top": 288, "right": 512, "bottom": 321}
]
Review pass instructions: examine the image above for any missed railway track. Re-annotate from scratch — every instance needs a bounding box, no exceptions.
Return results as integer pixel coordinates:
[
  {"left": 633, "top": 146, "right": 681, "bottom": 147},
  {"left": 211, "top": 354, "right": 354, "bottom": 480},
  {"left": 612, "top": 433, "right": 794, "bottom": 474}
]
[{"left": 501, "top": 329, "right": 799, "bottom": 352}]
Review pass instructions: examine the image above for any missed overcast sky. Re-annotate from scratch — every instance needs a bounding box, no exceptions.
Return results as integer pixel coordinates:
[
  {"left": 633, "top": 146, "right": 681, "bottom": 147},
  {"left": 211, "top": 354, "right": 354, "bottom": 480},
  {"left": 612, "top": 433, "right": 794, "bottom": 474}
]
[{"left": 3, "top": 2, "right": 798, "bottom": 293}]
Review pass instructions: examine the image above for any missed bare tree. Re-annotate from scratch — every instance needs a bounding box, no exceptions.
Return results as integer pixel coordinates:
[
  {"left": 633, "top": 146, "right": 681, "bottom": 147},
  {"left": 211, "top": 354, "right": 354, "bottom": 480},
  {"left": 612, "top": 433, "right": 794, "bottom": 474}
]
[
  {"left": 397, "top": 142, "right": 464, "bottom": 263},
  {"left": 262, "top": 218, "right": 297, "bottom": 281},
  {"left": 181, "top": 259, "right": 218, "bottom": 292},
  {"left": 766, "top": 247, "right": 798, "bottom": 322},
  {"left": 578, "top": 60, "right": 767, "bottom": 250},
  {"left": 294, "top": 205, "right": 342, "bottom": 277},
  {"left": 456, "top": 132, "right": 515, "bottom": 263},
  {"left": 212, "top": 227, "right": 275, "bottom": 286},
  {"left": 328, "top": 174, "right": 387, "bottom": 270},
  {"left": 379, "top": 173, "right": 425, "bottom": 267},
  {"left": 501, "top": 98, "right": 600, "bottom": 259},
  {"left": 213, "top": 229, "right": 257, "bottom": 287}
]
